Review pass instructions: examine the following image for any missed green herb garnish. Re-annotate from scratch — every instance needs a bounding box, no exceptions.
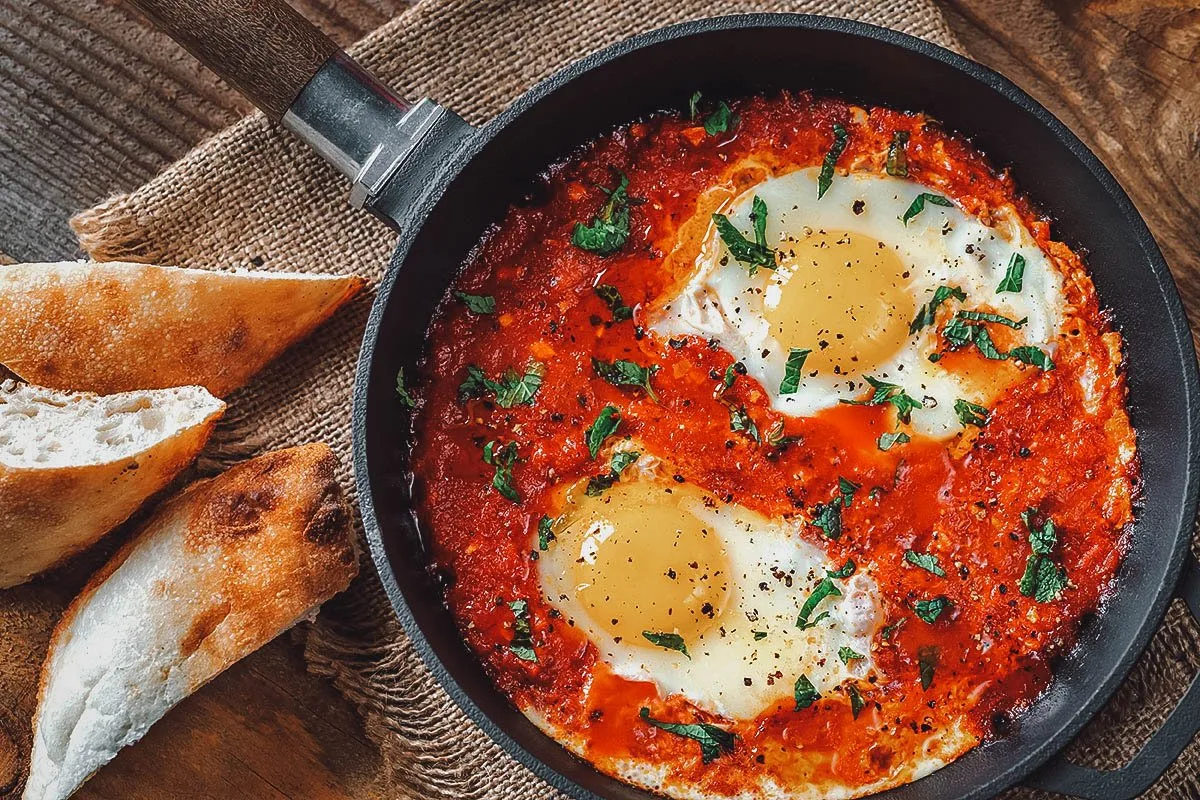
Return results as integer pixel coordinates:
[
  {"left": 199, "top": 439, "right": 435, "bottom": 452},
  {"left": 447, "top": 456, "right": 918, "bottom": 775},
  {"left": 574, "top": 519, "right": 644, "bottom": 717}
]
[
  {"left": 712, "top": 195, "right": 777, "bottom": 276},
  {"left": 838, "top": 477, "right": 860, "bottom": 508},
  {"left": 508, "top": 599, "right": 537, "bottom": 662},
  {"left": 728, "top": 405, "right": 760, "bottom": 443},
  {"left": 841, "top": 376, "right": 923, "bottom": 423},
  {"left": 459, "top": 362, "right": 545, "bottom": 407},
  {"left": 722, "top": 362, "right": 743, "bottom": 391},
  {"left": 997, "top": 253, "right": 1026, "bottom": 293},
  {"left": 779, "top": 348, "right": 811, "bottom": 395},
  {"left": 537, "top": 515, "right": 556, "bottom": 551},
  {"left": 704, "top": 101, "right": 736, "bottom": 135},
  {"left": 810, "top": 501, "right": 842, "bottom": 540},
  {"left": 1009, "top": 346, "right": 1056, "bottom": 371},
  {"left": 395, "top": 367, "right": 416, "bottom": 409},
  {"left": 454, "top": 291, "right": 496, "bottom": 315},
  {"left": 941, "top": 316, "right": 1006, "bottom": 360},
  {"left": 918, "top": 646, "right": 938, "bottom": 690},
  {"left": 901, "top": 192, "right": 954, "bottom": 225},
  {"left": 483, "top": 440, "right": 521, "bottom": 503},
  {"left": 878, "top": 430, "right": 910, "bottom": 451},
  {"left": 904, "top": 550, "right": 946, "bottom": 577},
  {"left": 592, "top": 357, "right": 660, "bottom": 401},
  {"left": 639, "top": 708, "right": 736, "bottom": 763},
  {"left": 585, "top": 405, "right": 621, "bottom": 459},
  {"left": 847, "top": 684, "right": 867, "bottom": 719},
  {"left": 957, "top": 310, "right": 1026, "bottom": 328},
  {"left": 954, "top": 398, "right": 989, "bottom": 428},
  {"left": 828, "top": 558, "right": 857, "bottom": 579},
  {"left": 595, "top": 284, "right": 633, "bottom": 322},
  {"left": 797, "top": 578, "right": 842, "bottom": 629},
  {"left": 572, "top": 170, "right": 631, "bottom": 256},
  {"left": 914, "top": 596, "right": 952, "bottom": 624},
  {"left": 585, "top": 450, "right": 640, "bottom": 496},
  {"left": 752, "top": 630, "right": 768, "bottom": 641},
  {"left": 886, "top": 130, "right": 909, "bottom": 177},
  {"left": 838, "top": 646, "right": 866, "bottom": 665},
  {"left": 642, "top": 631, "right": 690, "bottom": 658},
  {"left": 1018, "top": 508, "right": 1067, "bottom": 602},
  {"left": 909, "top": 285, "right": 966, "bottom": 334},
  {"left": 818, "top": 123, "right": 850, "bottom": 198},
  {"left": 794, "top": 675, "right": 821, "bottom": 710}
]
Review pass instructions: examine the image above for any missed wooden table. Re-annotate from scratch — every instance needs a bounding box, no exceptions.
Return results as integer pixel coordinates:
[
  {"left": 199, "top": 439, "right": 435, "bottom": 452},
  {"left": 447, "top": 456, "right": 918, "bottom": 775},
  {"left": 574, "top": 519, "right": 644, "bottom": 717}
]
[{"left": 1, "top": 1, "right": 1198, "bottom": 797}]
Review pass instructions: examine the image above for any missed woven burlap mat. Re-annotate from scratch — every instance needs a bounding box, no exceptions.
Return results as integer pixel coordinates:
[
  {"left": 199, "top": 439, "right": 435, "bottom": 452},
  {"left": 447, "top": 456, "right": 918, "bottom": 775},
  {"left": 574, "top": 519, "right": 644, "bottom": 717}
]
[{"left": 48, "top": 0, "right": 1200, "bottom": 797}]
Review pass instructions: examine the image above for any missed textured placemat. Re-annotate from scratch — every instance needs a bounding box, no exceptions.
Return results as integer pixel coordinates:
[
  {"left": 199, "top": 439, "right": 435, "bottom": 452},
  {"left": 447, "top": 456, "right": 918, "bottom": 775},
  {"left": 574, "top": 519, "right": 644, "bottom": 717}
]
[{"left": 55, "top": 0, "right": 1200, "bottom": 798}]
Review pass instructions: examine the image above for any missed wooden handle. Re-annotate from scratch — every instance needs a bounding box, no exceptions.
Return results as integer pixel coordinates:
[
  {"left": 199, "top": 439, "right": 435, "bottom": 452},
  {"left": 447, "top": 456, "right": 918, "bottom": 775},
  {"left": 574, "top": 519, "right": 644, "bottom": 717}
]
[{"left": 125, "top": 0, "right": 339, "bottom": 120}]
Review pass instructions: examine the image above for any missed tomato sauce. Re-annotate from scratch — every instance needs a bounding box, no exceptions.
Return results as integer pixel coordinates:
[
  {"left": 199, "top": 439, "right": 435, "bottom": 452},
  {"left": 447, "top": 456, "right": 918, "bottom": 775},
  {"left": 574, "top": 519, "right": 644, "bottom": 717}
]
[{"left": 409, "top": 93, "right": 1138, "bottom": 797}]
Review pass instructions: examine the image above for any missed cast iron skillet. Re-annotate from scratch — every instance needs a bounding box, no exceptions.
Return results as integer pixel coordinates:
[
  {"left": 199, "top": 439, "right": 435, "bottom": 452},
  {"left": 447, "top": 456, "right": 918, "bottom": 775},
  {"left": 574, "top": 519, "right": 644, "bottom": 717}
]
[{"left": 128, "top": 2, "right": 1200, "bottom": 798}]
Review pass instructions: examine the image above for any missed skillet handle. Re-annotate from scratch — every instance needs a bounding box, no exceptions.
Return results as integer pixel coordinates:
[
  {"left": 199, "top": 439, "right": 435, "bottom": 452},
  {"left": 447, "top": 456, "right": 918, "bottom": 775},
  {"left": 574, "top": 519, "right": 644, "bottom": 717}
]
[
  {"left": 123, "top": 0, "right": 338, "bottom": 121},
  {"left": 1022, "top": 555, "right": 1200, "bottom": 800}
]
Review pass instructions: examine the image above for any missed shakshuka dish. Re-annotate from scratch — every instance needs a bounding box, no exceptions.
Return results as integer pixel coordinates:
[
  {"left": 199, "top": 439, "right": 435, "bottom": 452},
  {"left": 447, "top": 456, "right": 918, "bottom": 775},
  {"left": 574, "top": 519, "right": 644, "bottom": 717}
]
[{"left": 402, "top": 92, "right": 1138, "bottom": 799}]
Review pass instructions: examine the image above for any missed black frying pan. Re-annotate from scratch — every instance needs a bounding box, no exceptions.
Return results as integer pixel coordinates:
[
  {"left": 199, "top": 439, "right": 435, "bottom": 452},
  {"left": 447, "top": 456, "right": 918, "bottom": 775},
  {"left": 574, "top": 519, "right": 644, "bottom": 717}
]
[{"left": 125, "top": 3, "right": 1200, "bottom": 798}]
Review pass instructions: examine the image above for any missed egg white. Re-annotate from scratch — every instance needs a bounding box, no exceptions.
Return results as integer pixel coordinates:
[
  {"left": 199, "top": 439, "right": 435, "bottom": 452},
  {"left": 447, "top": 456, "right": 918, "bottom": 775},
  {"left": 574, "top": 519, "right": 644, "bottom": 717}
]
[
  {"left": 538, "top": 446, "right": 881, "bottom": 721},
  {"left": 649, "top": 168, "right": 1065, "bottom": 439}
]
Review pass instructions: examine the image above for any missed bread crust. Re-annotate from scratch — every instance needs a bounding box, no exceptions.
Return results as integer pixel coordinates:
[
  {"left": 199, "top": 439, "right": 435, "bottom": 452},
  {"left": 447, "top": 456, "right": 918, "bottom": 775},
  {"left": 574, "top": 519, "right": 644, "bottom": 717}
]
[
  {"left": 0, "top": 262, "right": 366, "bottom": 397},
  {"left": 23, "top": 443, "right": 359, "bottom": 800},
  {"left": 0, "top": 392, "right": 225, "bottom": 588}
]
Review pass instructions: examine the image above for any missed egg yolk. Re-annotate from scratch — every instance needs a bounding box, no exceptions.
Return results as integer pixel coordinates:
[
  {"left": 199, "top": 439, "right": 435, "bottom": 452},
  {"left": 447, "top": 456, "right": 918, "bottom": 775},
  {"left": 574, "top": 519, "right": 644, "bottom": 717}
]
[
  {"left": 765, "top": 229, "right": 916, "bottom": 377},
  {"left": 552, "top": 479, "right": 731, "bottom": 648}
]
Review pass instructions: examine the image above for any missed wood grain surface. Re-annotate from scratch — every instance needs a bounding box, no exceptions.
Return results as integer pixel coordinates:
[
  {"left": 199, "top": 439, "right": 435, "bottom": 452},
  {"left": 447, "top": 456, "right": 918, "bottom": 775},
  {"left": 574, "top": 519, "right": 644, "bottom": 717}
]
[{"left": 1, "top": 1, "right": 1198, "bottom": 799}]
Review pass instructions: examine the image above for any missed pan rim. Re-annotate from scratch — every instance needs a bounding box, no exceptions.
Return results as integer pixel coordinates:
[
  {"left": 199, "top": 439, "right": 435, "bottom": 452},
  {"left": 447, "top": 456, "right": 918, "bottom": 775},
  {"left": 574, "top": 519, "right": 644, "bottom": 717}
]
[{"left": 353, "top": 12, "right": 1200, "bottom": 800}]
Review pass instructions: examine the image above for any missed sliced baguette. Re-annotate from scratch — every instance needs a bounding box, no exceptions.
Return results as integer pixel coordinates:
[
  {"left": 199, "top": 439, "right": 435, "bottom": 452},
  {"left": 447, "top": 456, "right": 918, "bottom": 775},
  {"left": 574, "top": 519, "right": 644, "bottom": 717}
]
[
  {"left": 0, "top": 380, "right": 225, "bottom": 588},
  {"left": 0, "top": 261, "right": 365, "bottom": 397},
  {"left": 23, "top": 443, "right": 359, "bottom": 800}
]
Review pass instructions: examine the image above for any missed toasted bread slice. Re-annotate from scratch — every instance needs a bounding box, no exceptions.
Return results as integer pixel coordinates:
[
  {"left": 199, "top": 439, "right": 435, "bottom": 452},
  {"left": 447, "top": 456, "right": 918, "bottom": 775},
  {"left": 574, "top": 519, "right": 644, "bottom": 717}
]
[
  {"left": 0, "top": 262, "right": 365, "bottom": 397},
  {"left": 0, "top": 381, "right": 225, "bottom": 588},
  {"left": 22, "top": 443, "right": 358, "bottom": 800}
]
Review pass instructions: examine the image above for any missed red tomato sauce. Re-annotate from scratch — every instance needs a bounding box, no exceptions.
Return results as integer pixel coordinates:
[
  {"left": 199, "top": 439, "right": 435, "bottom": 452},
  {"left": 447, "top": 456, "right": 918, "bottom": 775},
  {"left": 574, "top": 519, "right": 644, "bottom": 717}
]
[{"left": 409, "top": 93, "right": 1138, "bottom": 796}]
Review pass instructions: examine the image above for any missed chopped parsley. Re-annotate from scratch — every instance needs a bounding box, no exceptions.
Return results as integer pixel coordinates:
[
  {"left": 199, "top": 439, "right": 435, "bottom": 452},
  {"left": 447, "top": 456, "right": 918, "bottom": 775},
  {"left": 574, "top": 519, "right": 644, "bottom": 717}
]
[
  {"left": 454, "top": 291, "right": 495, "bottom": 315},
  {"left": 954, "top": 398, "right": 990, "bottom": 428},
  {"left": 840, "top": 376, "right": 923, "bottom": 423},
  {"left": 818, "top": 123, "right": 850, "bottom": 198},
  {"left": 537, "top": 515, "right": 556, "bottom": 551},
  {"left": 642, "top": 631, "right": 690, "bottom": 658},
  {"left": 592, "top": 357, "right": 660, "bottom": 401},
  {"left": 585, "top": 450, "right": 640, "bottom": 496},
  {"left": 904, "top": 550, "right": 946, "bottom": 577},
  {"left": 838, "top": 477, "right": 861, "bottom": 508},
  {"left": 913, "top": 596, "right": 952, "bottom": 624},
  {"left": 722, "top": 361, "right": 744, "bottom": 391},
  {"left": 689, "top": 91, "right": 737, "bottom": 135},
  {"left": 752, "top": 630, "right": 768, "bottom": 641},
  {"left": 828, "top": 558, "right": 857, "bottom": 579},
  {"left": 394, "top": 367, "right": 416, "bottom": 409},
  {"left": 941, "top": 315, "right": 1006, "bottom": 360},
  {"left": 585, "top": 405, "right": 621, "bottom": 459},
  {"left": 571, "top": 170, "right": 631, "bottom": 256},
  {"left": 639, "top": 708, "right": 736, "bottom": 763},
  {"left": 957, "top": 310, "right": 1026, "bottom": 328},
  {"left": 918, "top": 646, "right": 938, "bottom": 690},
  {"left": 793, "top": 675, "right": 821, "bottom": 710},
  {"left": 1010, "top": 345, "right": 1056, "bottom": 371},
  {"left": 459, "top": 362, "right": 545, "bottom": 407},
  {"left": 712, "top": 195, "right": 777, "bottom": 276},
  {"left": 838, "top": 646, "right": 866, "bottom": 665},
  {"left": 886, "top": 130, "right": 909, "bottom": 177},
  {"left": 508, "top": 599, "right": 537, "bottom": 662},
  {"left": 797, "top": 577, "right": 842, "bottom": 629},
  {"left": 879, "top": 431, "right": 910, "bottom": 452},
  {"left": 810, "top": 500, "right": 842, "bottom": 540},
  {"left": 997, "top": 253, "right": 1026, "bottom": 293},
  {"left": 1019, "top": 508, "right": 1068, "bottom": 602},
  {"left": 880, "top": 619, "right": 906, "bottom": 641},
  {"left": 909, "top": 284, "right": 966, "bottom": 334},
  {"left": 779, "top": 348, "right": 811, "bottom": 395},
  {"left": 594, "top": 284, "right": 633, "bottom": 322},
  {"left": 728, "top": 404, "right": 760, "bottom": 443},
  {"left": 482, "top": 440, "right": 521, "bottom": 503},
  {"left": 901, "top": 192, "right": 954, "bottom": 225},
  {"left": 847, "top": 684, "right": 867, "bottom": 719}
]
